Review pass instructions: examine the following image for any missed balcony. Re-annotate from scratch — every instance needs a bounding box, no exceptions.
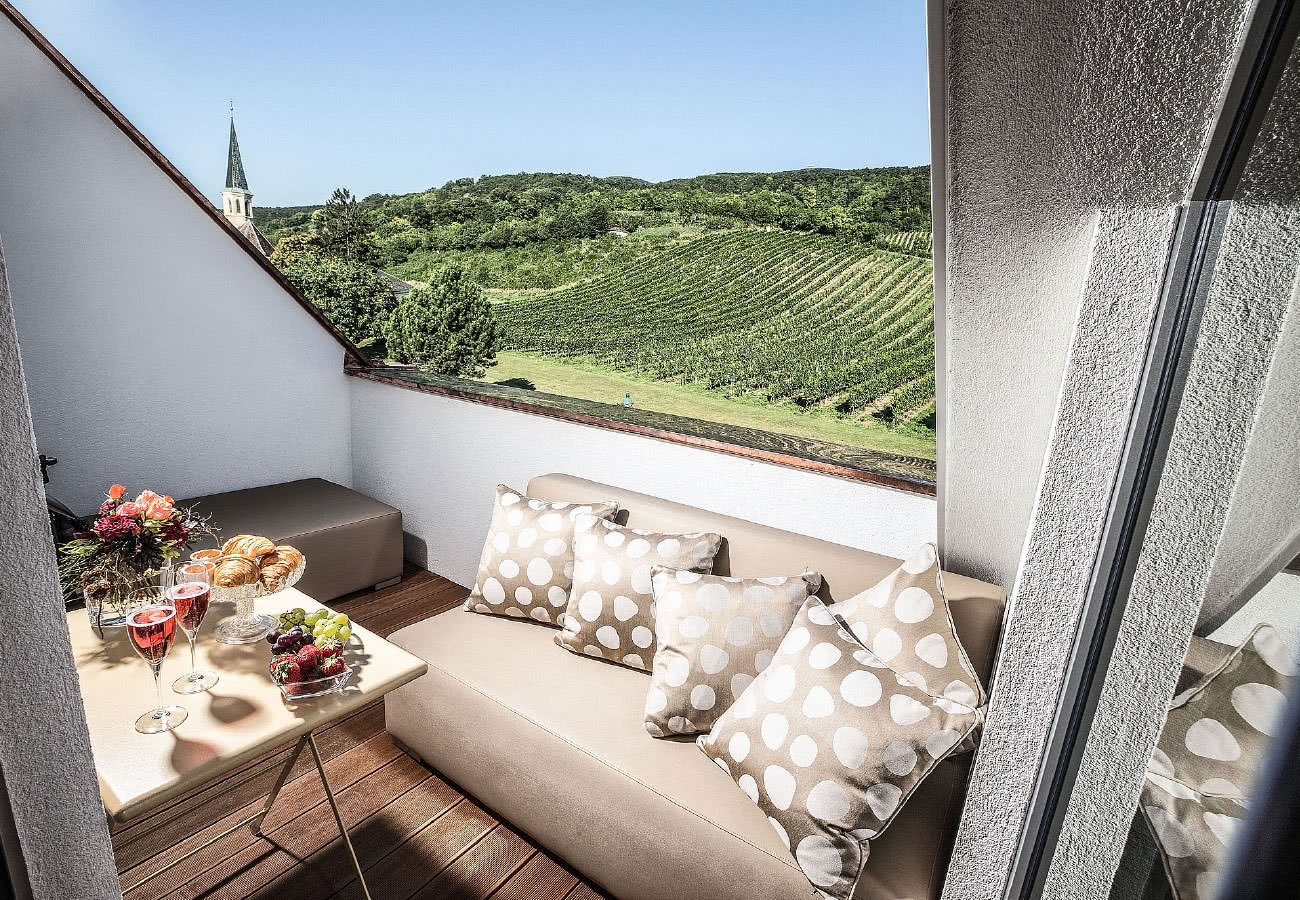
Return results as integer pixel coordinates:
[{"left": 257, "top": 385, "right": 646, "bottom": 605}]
[{"left": 2, "top": 3, "right": 1300, "bottom": 900}]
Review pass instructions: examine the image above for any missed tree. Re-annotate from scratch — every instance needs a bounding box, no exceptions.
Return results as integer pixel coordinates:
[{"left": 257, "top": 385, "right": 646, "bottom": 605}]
[
  {"left": 270, "top": 235, "right": 395, "bottom": 345},
  {"left": 384, "top": 267, "right": 501, "bottom": 378},
  {"left": 313, "top": 187, "right": 379, "bottom": 264}
]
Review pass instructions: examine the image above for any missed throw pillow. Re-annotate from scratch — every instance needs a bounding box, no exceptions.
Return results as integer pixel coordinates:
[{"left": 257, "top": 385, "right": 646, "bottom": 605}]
[
  {"left": 464, "top": 485, "right": 619, "bottom": 626},
  {"left": 698, "top": 596, "right": 983, "bottom": 900},
  {"left": 828, "top": 543, "right": 985, "bottom": 708},
  {"left": 1140, "top": 623, "right": 1293, "bottom": 900},
  {"left": 555, "top": 517, "right": 723, "bottom": 671},
  {"left": 643, "top": 568, "right": 823, "bottom": 737}
]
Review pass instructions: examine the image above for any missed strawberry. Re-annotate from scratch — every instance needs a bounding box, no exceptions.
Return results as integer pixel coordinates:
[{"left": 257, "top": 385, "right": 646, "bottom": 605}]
[
  {"left": 295, "top": 645, "right": 322, "bottom": 672},
  {"left": 318, "top": 657, "right": 345, "bottom": 678},
  {"left": 271, "top": 658, "right": 302, "bottom": 684}
]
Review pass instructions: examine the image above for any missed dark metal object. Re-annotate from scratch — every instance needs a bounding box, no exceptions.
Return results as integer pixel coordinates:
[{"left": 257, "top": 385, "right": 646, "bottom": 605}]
[{"left": 1214, "top": 675, "right": 1300, "bottom": 900}]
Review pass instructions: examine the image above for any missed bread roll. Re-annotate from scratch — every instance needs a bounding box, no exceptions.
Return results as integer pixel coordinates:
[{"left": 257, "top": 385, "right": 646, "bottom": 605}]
[
  {"left": 221, "top": 534, "right": 275, "bottom": 559},
  {"left": 213, "top": 555, "right": 260, "bottom": 587},
  {"left": 259, "top": 546, "right": 303, "bottom": 592}
]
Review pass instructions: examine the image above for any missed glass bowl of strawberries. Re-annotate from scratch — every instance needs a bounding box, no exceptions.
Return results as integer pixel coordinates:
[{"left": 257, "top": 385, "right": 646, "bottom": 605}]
[{"left": 269, "top": 639, "right": 351, "bottom": 700}]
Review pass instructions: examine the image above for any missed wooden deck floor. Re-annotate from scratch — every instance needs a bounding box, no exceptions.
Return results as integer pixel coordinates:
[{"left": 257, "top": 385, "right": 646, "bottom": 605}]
[{"left": 113, "top": 565, "right": 610, "bottom": 900}]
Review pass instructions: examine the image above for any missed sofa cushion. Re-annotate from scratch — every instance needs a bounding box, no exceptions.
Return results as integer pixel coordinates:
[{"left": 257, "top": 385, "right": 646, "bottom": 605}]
[
  {"left": 829, "top": 544, "right": 985, "bottom": 708},
  {"left": 644, "top": 567, "right": 821, "bottom": 737},
  {"left": 698, "top": 596, "right": 982, "bottom": 900},
  {"left": 555, "top": 516, "right": 722, "bottom": 671},
  {"left": 387, "top": 607, "right": 979, "bottom": 900},
  {"left": 182, "top": 478, "right": 402, "bottom": 602},
  {"left": 464, "top": 484, "right": 618, "bottom": 627},
  {"left": 1140, "top": 624, "right": 1293, "bottom": 900}
]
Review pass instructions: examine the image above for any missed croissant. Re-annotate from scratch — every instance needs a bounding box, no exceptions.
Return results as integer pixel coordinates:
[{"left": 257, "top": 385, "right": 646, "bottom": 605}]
[
  {"left": 259, "top": 546, "right": 304, "bottom": 591},
  {"left": 212, "top": 555, "right": 261, "bottom": 587},
  {"left": 221, "top": 534, "right": 276, "bottom": 559}
]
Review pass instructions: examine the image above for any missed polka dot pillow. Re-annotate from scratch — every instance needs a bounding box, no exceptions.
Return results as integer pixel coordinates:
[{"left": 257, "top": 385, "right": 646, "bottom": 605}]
[
  {"left": 698, "top": 596, "right": 983, "bottom": 900},
  {"left": 555, "top": 517, "right": 723, "bottom": 671},
  {"left": 643, "top": 568, "right": 822, "bottom": 737},
  {"left": 1140, "top": 623, "right": 1293, "bottom": 900},
  {"left": 828, "top": 543, "right": 985, "bottom": 709},
  {"left": 464, "top": 485, "right": 619, "bottom": 626}
]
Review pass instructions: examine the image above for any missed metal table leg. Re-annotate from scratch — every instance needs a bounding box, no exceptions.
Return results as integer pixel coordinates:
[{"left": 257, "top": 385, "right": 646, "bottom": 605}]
[{"left": 121, "top": 730, "right": 372, "bottom": 899}]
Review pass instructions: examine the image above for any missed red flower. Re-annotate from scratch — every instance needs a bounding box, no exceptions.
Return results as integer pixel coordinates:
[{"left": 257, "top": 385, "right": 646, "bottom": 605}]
[
  {"left": 98, "top": 499, "right": 115, "bottom": 516},
  {"left": 108, "top": 484, "right": 125, "bottom": 500},
  {"left": 93, "top": 515, "right": 141, "bottom": 541},
  {"left": 161, "top": 522, "right": 189, "bottom": 544}
]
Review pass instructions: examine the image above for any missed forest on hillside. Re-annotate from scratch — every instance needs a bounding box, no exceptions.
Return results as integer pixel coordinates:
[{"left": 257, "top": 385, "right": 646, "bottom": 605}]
[{"left": 257, "top": 167, "right": 931, "bottom": 287}]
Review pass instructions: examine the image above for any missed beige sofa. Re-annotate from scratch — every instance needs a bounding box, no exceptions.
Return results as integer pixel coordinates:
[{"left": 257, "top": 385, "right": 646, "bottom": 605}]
[{"left": 386, "top": 474, "right": 1006, "bottom": 900}]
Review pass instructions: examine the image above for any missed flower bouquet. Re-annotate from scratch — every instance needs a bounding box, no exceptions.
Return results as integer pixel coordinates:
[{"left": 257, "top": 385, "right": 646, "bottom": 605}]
[{"left": 59, "top": 484, "right": 216, "bottom": 627}]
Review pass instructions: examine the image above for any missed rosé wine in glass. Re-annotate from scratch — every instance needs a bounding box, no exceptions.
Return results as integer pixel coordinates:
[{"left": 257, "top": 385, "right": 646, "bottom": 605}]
[
  {"left": 170, "top": 565, "right": 219, "bottom": 695},
  {"left": 125, "top": 593, "right": 187, "bottom": 734},
  {"left": 127, "top": 606, "right": 177, "bottom": 663}
]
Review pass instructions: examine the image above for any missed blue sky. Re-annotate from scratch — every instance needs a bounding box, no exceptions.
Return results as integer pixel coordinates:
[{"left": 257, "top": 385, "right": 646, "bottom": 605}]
[{"left": 17, "top": 1, "right": 930, "bottom": 207}]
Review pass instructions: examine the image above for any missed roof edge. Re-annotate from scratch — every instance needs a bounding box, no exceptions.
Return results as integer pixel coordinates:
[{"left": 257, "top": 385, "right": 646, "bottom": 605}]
[{"left": 0, "top": 1, "right": 371, "bottom": 368}]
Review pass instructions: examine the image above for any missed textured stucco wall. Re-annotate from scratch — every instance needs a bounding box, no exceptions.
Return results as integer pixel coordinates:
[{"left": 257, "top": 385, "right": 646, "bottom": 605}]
[
  {"left": 940, "top": 0, "right": 1249, "bottom": 588},
  {"left": 0, "top": 240, "right": 120, "bottom": 898},
  {"left": 348, "top": 378, "right": 937, "bottom": 589},
  {"left": 945, "top": 208, "right": 1177, "bottom": 897},
  {"left": 1042, "top": 36, "right": 1300, "bottom": 900},
  {"left": 938, "top": 1, "right": 1252, "bottom": 897},
  {"left": 0, "top": 18, "right": 353, "bottom": 514}
]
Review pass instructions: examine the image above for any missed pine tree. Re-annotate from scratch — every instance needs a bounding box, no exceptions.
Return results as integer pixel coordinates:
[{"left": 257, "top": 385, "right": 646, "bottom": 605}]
[{"left": 384, "top": 267, "right": 501, "bottom": 378}]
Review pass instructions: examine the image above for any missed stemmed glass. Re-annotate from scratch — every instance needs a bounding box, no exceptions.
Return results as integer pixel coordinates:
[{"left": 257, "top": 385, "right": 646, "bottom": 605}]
[
  {"left": 170, "top": 562, "right": 219, "bottom": 694},
  {"left": 125, "top": 587, "right": 188, "bottom": 734}
]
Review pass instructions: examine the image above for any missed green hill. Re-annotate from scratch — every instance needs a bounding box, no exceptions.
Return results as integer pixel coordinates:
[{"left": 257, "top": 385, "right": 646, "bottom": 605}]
[{"left": 494, "top": 230, "right": 935, "bottom": 422}]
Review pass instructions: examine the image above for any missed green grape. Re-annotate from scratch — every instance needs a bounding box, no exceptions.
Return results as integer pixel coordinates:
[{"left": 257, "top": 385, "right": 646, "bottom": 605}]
[
  {"left": 337, "top": 624, "right": 352, "bottom": 642},
  {"left": 332, "top": 613, "right": 350, "bottom": 625},
  {"left": 318, "top": 623, "right": 339, "bottom": 639}
]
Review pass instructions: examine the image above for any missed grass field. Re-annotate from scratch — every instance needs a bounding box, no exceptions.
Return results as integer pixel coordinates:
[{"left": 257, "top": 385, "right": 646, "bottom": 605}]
[{"left": 478, "top": 351, "right": 938, "bottom": 460}]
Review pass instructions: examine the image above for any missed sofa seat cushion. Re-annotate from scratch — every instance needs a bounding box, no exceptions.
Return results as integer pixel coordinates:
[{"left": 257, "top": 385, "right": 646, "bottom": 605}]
[
  {"left": 183, "top": 478, "right": 402, "bottom": 602},
  {"left": 386, "top": 606, "right": 973, "bottom": 900}
]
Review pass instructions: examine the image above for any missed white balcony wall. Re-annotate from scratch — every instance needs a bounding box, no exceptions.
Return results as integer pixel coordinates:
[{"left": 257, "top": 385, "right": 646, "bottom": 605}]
[
  {"left": 349, "top": 377, "right": 936, "bottom": 588},
  {"left": 0, "top": 16, "right": 353, "bottom": 514}
]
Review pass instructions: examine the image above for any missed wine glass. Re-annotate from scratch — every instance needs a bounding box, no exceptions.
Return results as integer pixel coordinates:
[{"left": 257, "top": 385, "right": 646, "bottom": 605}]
[
  {"left": 170, "top": 562, "right": 219, "bottom": 694},
  {"left": 126, "top": 587, "right": 187, "bottom": 734}
]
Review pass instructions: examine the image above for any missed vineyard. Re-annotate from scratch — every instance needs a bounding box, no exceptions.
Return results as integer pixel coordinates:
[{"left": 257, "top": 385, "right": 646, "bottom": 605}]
[
  {"left": 880, "top": 230, "right": 933, "bottom": 255},
  {"left": 494, "top": 230, "right": 936, "bottom": 425}
]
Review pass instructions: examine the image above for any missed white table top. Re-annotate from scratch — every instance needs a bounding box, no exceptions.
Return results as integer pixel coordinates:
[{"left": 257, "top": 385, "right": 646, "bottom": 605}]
[{"left": 67, "top": 587, "right": 427, "bottom": 822}]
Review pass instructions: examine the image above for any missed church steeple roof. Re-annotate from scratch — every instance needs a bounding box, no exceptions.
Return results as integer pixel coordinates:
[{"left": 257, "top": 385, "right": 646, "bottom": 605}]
[{"left": 225, "top": 117, "right": 249, "bottom": 192}]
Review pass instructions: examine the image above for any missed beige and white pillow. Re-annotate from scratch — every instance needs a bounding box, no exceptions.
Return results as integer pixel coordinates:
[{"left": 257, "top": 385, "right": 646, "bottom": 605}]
[
  {"left": 465, "top": 485, "right": 618, "bottom": 626},
  {"left": 829, "top": 543, "right": 985, "bottom": 708},
  {"left": 554, "top": 517, "right": 723, "bottom": 670},
  {"left": 1141, "top": 624, "right": 1293, "bottom": 900},
  {"left": 698, "top": 596, "right": 983, "bottom": 900},
  {"left": 644, "top": 568, "right": 822, "bottom": 737}
]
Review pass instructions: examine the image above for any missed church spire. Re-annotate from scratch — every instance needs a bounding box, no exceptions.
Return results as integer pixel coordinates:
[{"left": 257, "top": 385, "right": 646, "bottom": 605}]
[{"left": 225, "top": 109, "right": 249, "bottom": 192}]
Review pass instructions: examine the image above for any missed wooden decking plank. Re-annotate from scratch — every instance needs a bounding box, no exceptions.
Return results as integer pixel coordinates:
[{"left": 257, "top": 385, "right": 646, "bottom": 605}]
[
  {"left": 486, "top": 852, "right": 580, "bottom": 900},
  {"left": 411, "top": 825, "right": 535, "bottom": 900},
  {"left": 118, "top": 732, "right": 402, "bottom": 896}
]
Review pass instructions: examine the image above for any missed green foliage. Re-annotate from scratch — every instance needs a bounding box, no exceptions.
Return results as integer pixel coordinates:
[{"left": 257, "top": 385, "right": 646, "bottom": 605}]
[
  {"left": 270, "top": 235, "right": 395, "bottom": 344},
  {"left": 384, "top": 268, "right": 502, "bottom": 378},
  {"left": 495, "top": 230, "right": 936, "bottom": 419},
  {"left": 313, "top": 187, "right": 381, "bottom": 264},
  {"left": 256, "top": 167, "right": 933, "bottom": 275}
]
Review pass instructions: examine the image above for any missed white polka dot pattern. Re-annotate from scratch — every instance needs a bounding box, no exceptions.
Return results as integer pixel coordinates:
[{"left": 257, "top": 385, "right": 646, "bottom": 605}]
[
  {"left": 465, "top": 485, "right": 618, "bottom": 626},
  {"left": 643, "top": 568, "right": 821, "bottom": 737},
  {"left": 555, "top": 517, "right": 722, "bottom": 670},
  {"left": 827, "top": 542, "right": 985, "bottom": 710},
  {"left": 1140, "top": 623, "right": 1292, "bottom": 900},
  {"left": 697, "top": 597, "right": 983, "bottom": 900}
]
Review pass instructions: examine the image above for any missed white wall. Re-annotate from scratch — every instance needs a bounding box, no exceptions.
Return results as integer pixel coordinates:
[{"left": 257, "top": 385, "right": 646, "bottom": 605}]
[
  {"left": 938, "top": 0, "right": 1250, "bottom": 590},
  {"left": 349, "top": 377, "right": 937, "bottom": 588},
  {"left": 0, "top": 16, "right": 353, "bottom": 514}
]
